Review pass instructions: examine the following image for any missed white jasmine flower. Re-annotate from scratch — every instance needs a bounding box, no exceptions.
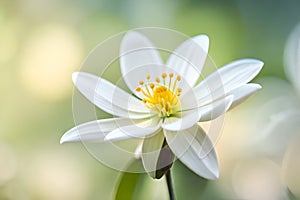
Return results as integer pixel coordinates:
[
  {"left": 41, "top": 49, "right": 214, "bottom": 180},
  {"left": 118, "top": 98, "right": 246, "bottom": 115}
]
[{"left": 60, "top": 31, "right": 263, "bottom": 179}]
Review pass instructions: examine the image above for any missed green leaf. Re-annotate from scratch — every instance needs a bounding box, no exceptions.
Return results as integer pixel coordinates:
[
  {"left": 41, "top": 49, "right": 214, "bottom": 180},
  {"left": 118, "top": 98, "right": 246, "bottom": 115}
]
[
  {"left": 115, "top": 172, "right": 140, "bottom": 200},
  {"left": 115, "top": 159, "right": 144, "bottom": 200},
  {"left": 172, "top": 160, "right": 209, "bottom": 200},
  {"left": 286, "top": 187, "right": 297, "bottom": 200}
]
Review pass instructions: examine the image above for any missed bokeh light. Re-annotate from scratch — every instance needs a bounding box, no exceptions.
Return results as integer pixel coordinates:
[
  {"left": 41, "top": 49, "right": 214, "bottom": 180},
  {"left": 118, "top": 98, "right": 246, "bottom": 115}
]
[
  {"left": 19, "top": 24, "right": 83, "bottom": 101},
  {"left": 232, "top": 158, "right": 283, "bottom": 200},
  {"left": 24, "top": 149, "right": 90, "bottom": 200},
  {"left": 0, "top": 143, "right": 18, "bottom": 186}
]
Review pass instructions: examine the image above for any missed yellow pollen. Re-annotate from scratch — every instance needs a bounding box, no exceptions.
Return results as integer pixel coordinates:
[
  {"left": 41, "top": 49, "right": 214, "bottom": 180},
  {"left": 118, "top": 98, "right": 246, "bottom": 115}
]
[
  {"left": 137, "top": 72, "right": 182, "bottom": 118},
  {"left": 149, "top": 83, "right": 155, "bottom": 89}
]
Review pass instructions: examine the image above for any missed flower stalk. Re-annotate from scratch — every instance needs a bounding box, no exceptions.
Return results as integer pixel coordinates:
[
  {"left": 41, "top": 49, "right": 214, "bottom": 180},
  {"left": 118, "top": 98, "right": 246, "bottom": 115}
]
[{"left": 166, "top": 169, "right": 176, "bottom": 200}]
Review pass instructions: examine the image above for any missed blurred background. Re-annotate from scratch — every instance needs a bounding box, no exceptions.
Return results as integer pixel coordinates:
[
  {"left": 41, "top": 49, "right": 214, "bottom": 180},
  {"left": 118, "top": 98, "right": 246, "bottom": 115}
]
[{"left": 1, "top": 0, "right": 300, "bottom": 199}]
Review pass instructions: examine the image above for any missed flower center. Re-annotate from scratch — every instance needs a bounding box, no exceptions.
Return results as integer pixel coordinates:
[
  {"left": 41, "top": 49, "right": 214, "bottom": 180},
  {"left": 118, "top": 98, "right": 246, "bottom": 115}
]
[{"left": 136, "top": 73, "right": 182, "bottom": 118}]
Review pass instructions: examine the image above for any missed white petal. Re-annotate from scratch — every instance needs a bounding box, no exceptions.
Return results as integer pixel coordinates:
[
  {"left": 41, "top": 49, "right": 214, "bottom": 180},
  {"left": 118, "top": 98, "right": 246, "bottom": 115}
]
[
  {"left": 60, "top": 118, "right": 138, "bottom": 144},
  {"left": 73, "top": 72, "right": 148, "bottom": 112},
  {"left": 190, "top": 59, "right": 263, "bottom": 106},
  {"left": 164, "top": 124, "right": 219, "bottom": 180},
  {"left": 141, "top": 130, "right": 165, "bottom": 178},
  {"left": 134, "top": 140, "right": 143, "bottom": 159},
  {"left": 104, "top": 118, "right": 162, "bottom": 142},
  {"left": 284, "top": 23, "right": 300, "bottom": 89},
  {"left": 162, "top": 110, "right": 201, "bottom": 131},
  {"left": 166, "top": 35, "right": 209, "bottom": 87},
  {"left": 197, "top": 95, "right": 233, "bottom": 121},
  {"left": 73, "top": 72, "right": 153, "bottom": 119},
  {"left": 120, "top": 31, "right": 163, "bottom": 94},
  {"left": 228, "top": 83, "right": 261, "bottom": 109}
]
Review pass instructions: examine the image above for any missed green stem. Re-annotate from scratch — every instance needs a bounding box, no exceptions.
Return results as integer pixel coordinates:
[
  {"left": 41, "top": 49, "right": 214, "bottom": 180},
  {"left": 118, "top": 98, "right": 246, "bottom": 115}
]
[{"left": 166, "top": 169, "right": 176, "bottom": 200}]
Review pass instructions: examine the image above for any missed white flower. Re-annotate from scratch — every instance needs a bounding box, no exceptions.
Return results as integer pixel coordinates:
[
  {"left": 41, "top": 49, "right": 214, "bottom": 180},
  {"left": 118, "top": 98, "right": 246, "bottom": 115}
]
[
  {"left": 252, "top": 23, "right": 300, "bottom": 157},
  {"left": 60, "top": 31, "right": 263, "bottom": 180}
]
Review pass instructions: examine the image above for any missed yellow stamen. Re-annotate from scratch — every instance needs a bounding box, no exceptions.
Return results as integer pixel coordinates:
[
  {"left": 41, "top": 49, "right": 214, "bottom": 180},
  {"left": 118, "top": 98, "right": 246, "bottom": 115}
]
[
  {"left": 137, "top": 72, "right": 182, "bottom": 117},
  {"left": 168, "top": 74, "right": 172, "bottom": 89},
  {"left": 149, "top": 83, "right": 155, "bottom": 89},
  {"left": 143, "top": 87, "right": 151, "bottom": 97},
  {"left": 172, "top": 75, "right": 181, "bottom": 92}
]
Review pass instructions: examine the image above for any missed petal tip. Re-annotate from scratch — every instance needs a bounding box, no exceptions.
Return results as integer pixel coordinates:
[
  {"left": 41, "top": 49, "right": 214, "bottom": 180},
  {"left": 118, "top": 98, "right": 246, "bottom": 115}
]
[
  {"left": 227, "top": 94, "right": 234, "bottom": 102},
  {"left": 124, "top": 30, "right": 142, "bottom": 37},
  {"left": 194, "top": 34, "right": 209, "bottom": 42},
  {"left": 248, "top": 58, "right": 264, "bottom": 69},
  {"left": 60, "top": 129, "right": 80, "bottom": 144},
  {"left": 247, "top": 83, "right": 262, "bottom": 90},
  {"left": 72, "top": 72, "right": 80, "bottom": 84},
  {"left": 121, "top": 31, "right": 147, "bottom": 47},
  {"left": 209, "top": 170, "right": 219, "bottom": 180},
  {"left": 60, "top": 138, "right": 65, "bottom": 144},
  {"left": 104, "top": 133, "right": 116, "bottom": 142},
  {"left": 103, "top": 136, "right": 110, "bottom": 141},
  {"left": 255, "top": 83, "right": 262, "bottom": 89},
  {"left": 193, "top": 34, "right": 210, "bottom": 51},
  {"left": 204, "top": 163, "right": 219, "bottom": 180},
  {"left": 60, "top": 134, "right": 68, "bottom": 144},
  {"left": 219, "top": 95, "right": 234, "bottom": 112},
  {"left": 256, "top": 60, "right": 264, "bottom": 70}
]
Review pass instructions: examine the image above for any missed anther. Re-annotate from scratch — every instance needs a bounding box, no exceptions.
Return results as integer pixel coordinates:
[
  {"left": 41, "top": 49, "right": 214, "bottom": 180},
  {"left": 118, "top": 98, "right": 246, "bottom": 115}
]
[
  {"left": 177, "top": 88, "right": 182, "bottom": 93},
  {"left": 137, "top": 73, "right": 181, "bottom": 117},
  {"left": 149, "top": 83, "right": 155, "bottom": 89}
]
